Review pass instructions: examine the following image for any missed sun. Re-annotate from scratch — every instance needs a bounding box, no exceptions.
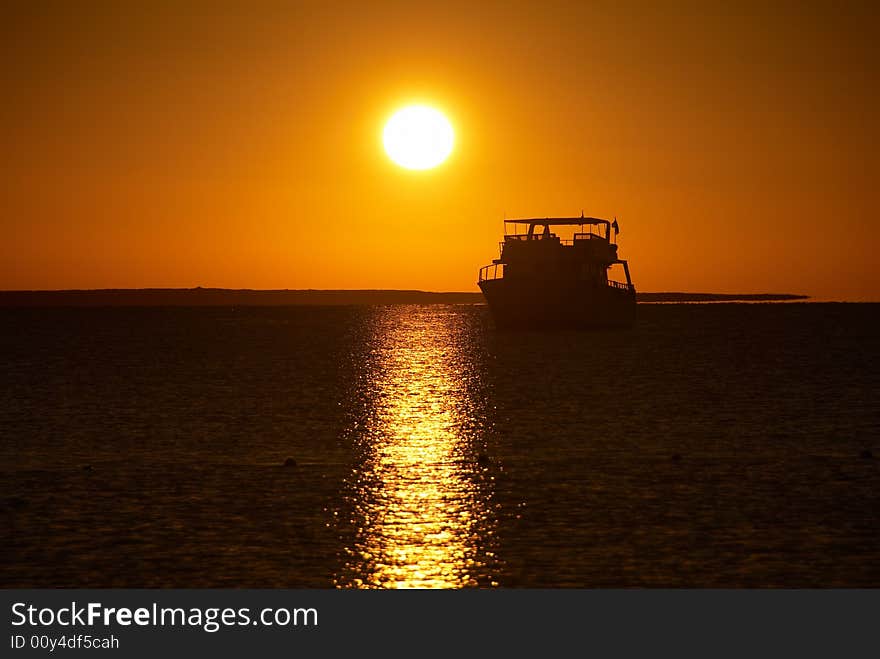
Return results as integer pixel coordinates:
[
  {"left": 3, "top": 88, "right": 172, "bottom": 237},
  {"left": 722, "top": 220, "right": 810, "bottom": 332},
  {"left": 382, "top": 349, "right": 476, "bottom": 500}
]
[{"left": 383, "top": 105, "right": 454, "bottom": 170}]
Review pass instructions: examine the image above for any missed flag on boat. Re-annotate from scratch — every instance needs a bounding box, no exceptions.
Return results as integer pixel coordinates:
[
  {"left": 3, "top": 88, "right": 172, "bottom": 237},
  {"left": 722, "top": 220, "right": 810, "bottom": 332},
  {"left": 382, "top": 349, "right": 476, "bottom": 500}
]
[{"left": 612, "top": 218, "right": 620, "bottom": 234}]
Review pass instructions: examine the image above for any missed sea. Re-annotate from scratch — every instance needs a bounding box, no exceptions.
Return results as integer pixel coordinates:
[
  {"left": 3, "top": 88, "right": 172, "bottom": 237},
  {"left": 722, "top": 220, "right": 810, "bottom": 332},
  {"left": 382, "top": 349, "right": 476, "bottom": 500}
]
[{"left": 1, "top": 303, "right": 878, "bottom": 587}]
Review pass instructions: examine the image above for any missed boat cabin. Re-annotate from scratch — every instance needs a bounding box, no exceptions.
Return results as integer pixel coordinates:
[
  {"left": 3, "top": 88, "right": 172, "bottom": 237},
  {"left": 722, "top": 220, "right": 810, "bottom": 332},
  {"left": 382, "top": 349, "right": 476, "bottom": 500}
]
[{"left": 479, "top": 217, "right": 633, "bottom": 291}]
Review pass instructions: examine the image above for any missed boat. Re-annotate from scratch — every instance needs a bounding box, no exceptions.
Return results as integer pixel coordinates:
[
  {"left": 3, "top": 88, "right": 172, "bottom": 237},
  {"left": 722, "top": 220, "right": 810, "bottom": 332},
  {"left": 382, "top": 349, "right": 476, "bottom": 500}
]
[{"left": 477, "top": 216, "right": 636, "bottom": 329}]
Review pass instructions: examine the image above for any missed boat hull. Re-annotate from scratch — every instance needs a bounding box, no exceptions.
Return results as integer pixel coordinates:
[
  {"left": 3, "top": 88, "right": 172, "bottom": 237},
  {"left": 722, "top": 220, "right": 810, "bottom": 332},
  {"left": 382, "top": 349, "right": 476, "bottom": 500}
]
[{"left": 478, "top": 278, "right": 636, "bottom": 329}]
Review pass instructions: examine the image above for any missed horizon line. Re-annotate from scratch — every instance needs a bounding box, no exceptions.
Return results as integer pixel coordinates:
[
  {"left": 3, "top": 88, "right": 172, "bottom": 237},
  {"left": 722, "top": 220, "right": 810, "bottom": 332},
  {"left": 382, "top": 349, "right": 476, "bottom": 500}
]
[
  {"left": 0, "top": 288, "right": 839, "bottom": 307},
  {"left": 0, "top": 286, "right": 812, "bottom": 295}
]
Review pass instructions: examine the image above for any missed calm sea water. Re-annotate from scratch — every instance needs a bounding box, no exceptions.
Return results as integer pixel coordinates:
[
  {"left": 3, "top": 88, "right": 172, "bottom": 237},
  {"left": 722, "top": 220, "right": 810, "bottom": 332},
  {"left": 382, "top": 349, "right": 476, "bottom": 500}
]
[{"left": 1, "top": 303, "right": 878, "bottom": 587}]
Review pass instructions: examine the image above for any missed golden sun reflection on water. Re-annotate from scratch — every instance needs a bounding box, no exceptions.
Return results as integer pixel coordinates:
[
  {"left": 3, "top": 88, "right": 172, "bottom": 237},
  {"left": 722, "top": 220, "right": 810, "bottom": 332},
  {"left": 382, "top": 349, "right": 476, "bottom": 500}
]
[{"left": 336, "top": 307, "right": 498, "bottom": 588}]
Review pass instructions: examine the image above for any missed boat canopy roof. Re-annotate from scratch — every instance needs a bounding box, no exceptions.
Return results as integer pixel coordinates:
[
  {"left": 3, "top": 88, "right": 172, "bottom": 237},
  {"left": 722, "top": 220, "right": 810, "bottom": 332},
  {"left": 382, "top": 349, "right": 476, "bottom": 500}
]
[{"left": 504, "top": 217, "right": 610, "bottom": 227}]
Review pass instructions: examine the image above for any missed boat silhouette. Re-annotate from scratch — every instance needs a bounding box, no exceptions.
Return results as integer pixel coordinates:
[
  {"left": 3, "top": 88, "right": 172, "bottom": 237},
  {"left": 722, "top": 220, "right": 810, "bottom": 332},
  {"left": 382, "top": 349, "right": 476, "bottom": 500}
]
[{"left": 478, "top": 216, "right": 636, "bottom": 329}]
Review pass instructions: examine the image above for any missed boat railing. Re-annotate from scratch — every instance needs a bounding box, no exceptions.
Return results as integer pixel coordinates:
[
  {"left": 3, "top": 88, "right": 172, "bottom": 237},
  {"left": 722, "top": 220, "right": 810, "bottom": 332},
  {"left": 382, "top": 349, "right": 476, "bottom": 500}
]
[
  {"left": 500, "top": 239, "right": 571, "bottom": 250},
  {"left": 482, "top": 266, "right": 632, "bottom": 290},
  {"left": 608, "top": 279, "right": 634, "bottom": 291},
  {"left": 501, "top": 232, "right": 605, "bottom": 250},
  {"left": 479, "top": 263, "right": 505, "bottom": 282},
  {"left": 503, "top": 233, "right": 561, "bottom": 242}
]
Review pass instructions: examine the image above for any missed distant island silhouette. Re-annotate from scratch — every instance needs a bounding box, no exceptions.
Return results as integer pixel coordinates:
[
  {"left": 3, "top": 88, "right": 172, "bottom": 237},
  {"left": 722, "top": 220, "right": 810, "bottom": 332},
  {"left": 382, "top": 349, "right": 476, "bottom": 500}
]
[{"left": 0, "top": 289, "right": 809, "bottom": 306}]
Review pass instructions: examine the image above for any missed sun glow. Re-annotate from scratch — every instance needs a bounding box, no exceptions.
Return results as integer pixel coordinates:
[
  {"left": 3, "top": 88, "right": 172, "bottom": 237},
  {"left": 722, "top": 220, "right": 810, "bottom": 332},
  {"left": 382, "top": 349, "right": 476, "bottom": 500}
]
[{"left": 383, "top": 105, "right": 454, "bottom": 170}]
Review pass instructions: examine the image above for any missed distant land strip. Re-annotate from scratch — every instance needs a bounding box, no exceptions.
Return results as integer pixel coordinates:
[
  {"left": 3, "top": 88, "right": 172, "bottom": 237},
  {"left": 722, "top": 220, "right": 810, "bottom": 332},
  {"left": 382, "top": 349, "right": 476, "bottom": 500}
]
[{"left": 0, "top": 289, "right": 810, "bottom": 306}]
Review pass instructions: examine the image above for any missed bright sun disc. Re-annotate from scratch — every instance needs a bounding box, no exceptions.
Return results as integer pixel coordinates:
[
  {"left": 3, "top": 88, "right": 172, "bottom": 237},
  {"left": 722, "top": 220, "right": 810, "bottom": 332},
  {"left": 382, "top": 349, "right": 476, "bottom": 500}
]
[{"left": 383, "top": 105, "right": 454, "bottom": 170}]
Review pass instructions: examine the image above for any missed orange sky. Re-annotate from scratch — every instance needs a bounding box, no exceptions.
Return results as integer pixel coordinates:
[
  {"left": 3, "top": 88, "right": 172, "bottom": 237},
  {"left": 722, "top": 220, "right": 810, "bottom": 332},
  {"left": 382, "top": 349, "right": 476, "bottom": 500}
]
[{"left": 2, "top": 1, "right": 878, "bottom": 299}]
